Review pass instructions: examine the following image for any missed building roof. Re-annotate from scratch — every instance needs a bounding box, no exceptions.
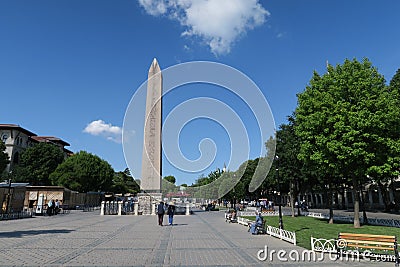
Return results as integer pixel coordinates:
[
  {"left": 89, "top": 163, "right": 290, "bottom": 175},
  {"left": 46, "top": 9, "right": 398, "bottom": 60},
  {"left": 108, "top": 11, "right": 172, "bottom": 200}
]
[
  {"left": 31, "top": 136, "right": 70, "bottom": 147},
  {"left": 0, "top": 182, "right": 29, "bottom": 188},
  {"left": 63, "top": 147, "right": 74, "bottom": 156},
  {"left": 0, "top": 124, "right": 37, "bottom": 137},
  {"left": 26, "top": 185, "right": 69, "bottom": 190}
]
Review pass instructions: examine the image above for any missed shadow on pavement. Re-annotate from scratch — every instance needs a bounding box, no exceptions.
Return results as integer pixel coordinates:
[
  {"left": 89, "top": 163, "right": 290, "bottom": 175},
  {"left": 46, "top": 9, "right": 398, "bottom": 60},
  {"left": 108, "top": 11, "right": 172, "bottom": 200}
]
[{"left": 0, "top": 229, "right": 74, "bottom": 238}]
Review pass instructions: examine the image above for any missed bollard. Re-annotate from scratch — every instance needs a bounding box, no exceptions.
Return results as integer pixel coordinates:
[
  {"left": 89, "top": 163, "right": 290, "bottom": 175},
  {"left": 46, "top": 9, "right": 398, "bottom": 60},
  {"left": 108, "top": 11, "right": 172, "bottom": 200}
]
[
  {"left": 151, "top": 202, "right": 156, "bottom": 215},
  {"left": 118, "top": 201, "right": 123, "bottom": 216},
  {"left": 134, "top": 202, "right": 138, "bottom": 215},
  {"left": 186, "top": 203, "right": 190, "bottom": 215},
  {"left": 100, "top": 201, "right": 105, "bottom": 215}
]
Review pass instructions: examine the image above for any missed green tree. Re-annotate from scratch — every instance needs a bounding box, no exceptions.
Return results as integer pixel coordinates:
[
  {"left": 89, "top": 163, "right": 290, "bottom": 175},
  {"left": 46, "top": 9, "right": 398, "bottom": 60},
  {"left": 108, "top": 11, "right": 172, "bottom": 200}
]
[
  {"left": 221, "top": 159, "right": 259, "bottom": 205},
  {"left": 295, "top": 58, "right": 397, "bottom": 228},
  {"left": 278, "top": 115, "right": 344, "bottom": 222},
  {"left": 389, "top": 68, "right": 400, "bottom": 89},
  {"left": 13, "top": 142, "right": 65, "bottom": 185},
  {"left": 164, "top": 175, "right": 176, "bottom": 184},
  {"left": 275, "top": 116, "right": 306, "bottom": 217},
  {"left": 111, "top": 168, "right": 140, "bottom": 194},
  {"left": 162, "top": 175, "right": 178, "bottom": 196},
  {"left": 214, "top": 171, "right": 239, "bottom": 202},
  {"left": 0, "top": 140, "right": 9, "bottom": 176},
  {"left": 369, "top": 68, "right": 400, "bottom": 211},
  {"left": 49, "top": 151, "right": 114, "bottom": 192},
  {"left": 192, "top": 175, "right": 210, "bottom": 187}
]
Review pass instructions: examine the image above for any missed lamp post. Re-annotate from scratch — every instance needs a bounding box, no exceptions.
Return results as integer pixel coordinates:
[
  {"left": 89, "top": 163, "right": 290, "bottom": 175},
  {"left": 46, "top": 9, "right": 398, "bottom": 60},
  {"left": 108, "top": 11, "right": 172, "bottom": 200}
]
[{"left": 275, "top": 155, "right": 284, "bottom": 230}]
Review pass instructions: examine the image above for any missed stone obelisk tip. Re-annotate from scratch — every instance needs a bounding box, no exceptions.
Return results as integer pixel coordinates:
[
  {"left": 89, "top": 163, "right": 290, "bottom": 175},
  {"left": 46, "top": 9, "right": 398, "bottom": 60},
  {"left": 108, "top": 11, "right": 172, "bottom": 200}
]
[{"left": 149, "top": 58, "right": 161, "bottom": 75}]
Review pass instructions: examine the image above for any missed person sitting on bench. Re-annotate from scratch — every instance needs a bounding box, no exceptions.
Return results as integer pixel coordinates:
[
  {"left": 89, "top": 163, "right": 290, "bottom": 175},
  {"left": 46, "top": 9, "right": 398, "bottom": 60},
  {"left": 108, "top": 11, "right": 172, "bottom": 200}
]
[
  {"left": 250, "top": 211, "right": 263, "bottom": 234},
  {"left": 230, "top": 210, "right": 237, "bottom": 222}
]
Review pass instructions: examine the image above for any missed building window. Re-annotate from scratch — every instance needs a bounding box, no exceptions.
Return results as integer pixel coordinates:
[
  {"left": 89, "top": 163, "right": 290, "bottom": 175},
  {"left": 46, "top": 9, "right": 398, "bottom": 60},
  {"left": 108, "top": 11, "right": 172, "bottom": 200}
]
[{"left": 1, "top": 133, "right": 8, "bottom": 143}]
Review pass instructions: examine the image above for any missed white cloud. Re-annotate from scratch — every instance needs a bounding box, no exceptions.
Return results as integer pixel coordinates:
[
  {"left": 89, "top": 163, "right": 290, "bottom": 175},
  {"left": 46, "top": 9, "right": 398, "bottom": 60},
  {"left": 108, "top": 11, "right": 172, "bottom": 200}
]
[
  {"left": 276, "top": 32, "right": 286, "bottom": 39},
  {"left": 138, "top": 0, "right": 270, "bottom": 55},
  {"left": 138, "top": 0, "right": 168, "bottom": 15},
  {"left": 83, "top": 120, "right": 122, "bottom": 143}
]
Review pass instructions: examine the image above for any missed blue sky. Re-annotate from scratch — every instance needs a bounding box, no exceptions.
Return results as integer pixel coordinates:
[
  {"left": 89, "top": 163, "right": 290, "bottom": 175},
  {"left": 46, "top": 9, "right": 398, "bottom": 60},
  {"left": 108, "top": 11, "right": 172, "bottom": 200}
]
[{"left": 1, "top": 0, "right": 400, "bottom": 186}]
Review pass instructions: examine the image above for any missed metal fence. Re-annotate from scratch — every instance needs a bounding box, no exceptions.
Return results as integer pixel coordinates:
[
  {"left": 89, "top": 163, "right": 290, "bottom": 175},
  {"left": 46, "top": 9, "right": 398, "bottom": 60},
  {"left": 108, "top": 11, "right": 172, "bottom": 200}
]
[
  {"left": 236, "top": 216, "right": 297, "bottom": 245},
  {"left": 239, "top": 210, "right": 293, "bottom": 217},
  {"left": 266, "top": 225, "right": 297, "bottom": 245},
  {"left": 0, "top": 210, "right": 33, "bottom": 220},
  {"left": 101, "top": 201, "right": 122, "bottom": 215},
  {"left": 305, "top": 212, "right": 400, "bottom": 228}
]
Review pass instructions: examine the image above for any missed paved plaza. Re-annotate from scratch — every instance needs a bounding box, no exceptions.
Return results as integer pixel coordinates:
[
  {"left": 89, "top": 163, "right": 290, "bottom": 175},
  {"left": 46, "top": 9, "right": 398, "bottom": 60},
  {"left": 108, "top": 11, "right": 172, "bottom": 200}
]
[{"left": 0, "top": 210, "right": 395, "bottom": 266}]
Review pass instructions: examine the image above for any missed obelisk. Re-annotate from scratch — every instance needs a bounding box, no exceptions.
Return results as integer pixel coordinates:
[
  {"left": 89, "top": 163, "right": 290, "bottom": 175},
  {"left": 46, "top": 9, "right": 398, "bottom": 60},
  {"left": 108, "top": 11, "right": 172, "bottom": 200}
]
[{"left": 141, "top": 58, "right": 162, "bottom": 194}]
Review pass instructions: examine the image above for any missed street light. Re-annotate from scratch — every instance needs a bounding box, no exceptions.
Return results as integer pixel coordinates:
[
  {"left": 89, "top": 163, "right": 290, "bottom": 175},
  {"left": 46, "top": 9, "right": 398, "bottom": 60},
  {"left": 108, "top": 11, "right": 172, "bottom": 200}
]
[{"left": 275, "top": 155, "right": 284, "bottom": 230}]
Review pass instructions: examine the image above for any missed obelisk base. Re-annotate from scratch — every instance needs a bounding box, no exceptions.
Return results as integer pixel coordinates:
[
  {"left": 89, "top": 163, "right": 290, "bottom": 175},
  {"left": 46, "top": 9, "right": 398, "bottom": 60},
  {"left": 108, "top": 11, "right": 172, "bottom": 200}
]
[{"left": 137, "top": 192, "right": 162, "bottom": 215}]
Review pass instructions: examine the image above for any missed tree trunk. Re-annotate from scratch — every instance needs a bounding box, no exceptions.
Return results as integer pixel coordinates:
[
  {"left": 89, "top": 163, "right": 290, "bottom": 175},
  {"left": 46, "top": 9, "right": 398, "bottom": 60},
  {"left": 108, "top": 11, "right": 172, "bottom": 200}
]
[
  {"left": 323, "top": 189, "right": 328, "bottom": 209},
  {"left": 360, "top": 191, "right": 368, "bottom": 225},
  {"left": 296, "top": 178, "right": 301, "bottom": 216},
  {"left": 390, "top": 177, "right": 399, "bottom": 211},
  {"left": 328, "top": 187, "right": 334, "bottom": 224},
  {"left": 341, "top": 188, "right": 346, "bottom": 209},
  {"left": 297, "top": 193, "right": 301, "bottom": 216},
  {"left": 290, "top": 181, "right": 295, "bottom": 217},
  {"left": 353, "top": 178, "right": 361, "bottom": 228}
]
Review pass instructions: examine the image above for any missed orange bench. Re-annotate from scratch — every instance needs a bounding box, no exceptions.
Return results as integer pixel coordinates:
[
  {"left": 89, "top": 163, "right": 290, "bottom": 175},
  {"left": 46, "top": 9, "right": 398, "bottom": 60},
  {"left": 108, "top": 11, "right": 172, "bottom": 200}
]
[{"left": 338, "top": 233, "right": 399, "bottom": 266}]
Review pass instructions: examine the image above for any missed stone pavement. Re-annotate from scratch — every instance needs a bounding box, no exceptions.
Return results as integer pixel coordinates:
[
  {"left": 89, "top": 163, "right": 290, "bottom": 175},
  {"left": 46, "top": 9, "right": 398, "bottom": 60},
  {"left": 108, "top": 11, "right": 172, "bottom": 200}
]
[{"left": 0, "top": 210, "right": 395, "bottom": 266}]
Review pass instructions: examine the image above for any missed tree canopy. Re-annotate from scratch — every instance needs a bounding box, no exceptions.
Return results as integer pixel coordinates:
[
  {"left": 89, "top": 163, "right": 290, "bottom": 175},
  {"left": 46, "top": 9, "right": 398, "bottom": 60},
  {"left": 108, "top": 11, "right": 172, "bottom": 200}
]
[
  {"left": 49, "top": 151, "right": 114, "bottom": 192},
  {"left": 111, "top": 168, "right": 140, "bottom": 194},
  {"left": 389, "top": 68, "right": 400, "bottom": 89},
  {"left": 163, "top": 175, "right": 176, "bottom": 184},
  {"left": 12, "top": 142, "right": 65, "bottom": 185},
  {"left": 295, "top": 58, "right": 400, "bottom": 227}
]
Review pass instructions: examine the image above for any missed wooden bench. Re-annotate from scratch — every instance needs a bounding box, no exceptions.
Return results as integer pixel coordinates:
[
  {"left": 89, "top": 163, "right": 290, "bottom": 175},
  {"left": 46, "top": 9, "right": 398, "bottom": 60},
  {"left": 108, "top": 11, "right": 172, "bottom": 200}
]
[
  {"left": 225, "top": 210, "right": 237, "bottom": 223},
  {"left": 256, "top": 220, "right": 267, "bottom": 234},
  {"left": 338, "top": 233, "right": 399, "bottom": 266},
  {"left": 248, "top": 220, "right": 266, "bottom": 235}
]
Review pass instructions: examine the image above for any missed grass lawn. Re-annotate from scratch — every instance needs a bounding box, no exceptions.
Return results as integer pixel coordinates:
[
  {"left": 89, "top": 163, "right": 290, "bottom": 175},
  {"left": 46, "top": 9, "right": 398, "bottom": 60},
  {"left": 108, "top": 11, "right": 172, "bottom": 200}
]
[{"left": 243, "top": 215, "right": 400, "bottom": 250}]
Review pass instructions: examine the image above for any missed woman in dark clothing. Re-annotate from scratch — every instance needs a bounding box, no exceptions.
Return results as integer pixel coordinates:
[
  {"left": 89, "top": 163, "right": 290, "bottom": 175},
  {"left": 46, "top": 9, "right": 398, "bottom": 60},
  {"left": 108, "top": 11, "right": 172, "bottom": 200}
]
[
  {"left": 167, "top": 204, "right": 175, "bottom": 225},
  {"left": 157, "top": 201, "right": 165, "bottom": 226}
]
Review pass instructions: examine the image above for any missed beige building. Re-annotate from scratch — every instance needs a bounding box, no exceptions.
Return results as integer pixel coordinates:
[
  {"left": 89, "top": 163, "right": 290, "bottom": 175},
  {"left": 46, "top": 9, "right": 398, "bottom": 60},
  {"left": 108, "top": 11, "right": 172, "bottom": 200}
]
[
  {"left": 0, "top": 124, "right": 72, "bottom": 173},
  {"left": 24, "top": 186, "right": 103, "bottom": 214},
  {"left": 0, "top": 181, "right": 29, "bottom": 213}
]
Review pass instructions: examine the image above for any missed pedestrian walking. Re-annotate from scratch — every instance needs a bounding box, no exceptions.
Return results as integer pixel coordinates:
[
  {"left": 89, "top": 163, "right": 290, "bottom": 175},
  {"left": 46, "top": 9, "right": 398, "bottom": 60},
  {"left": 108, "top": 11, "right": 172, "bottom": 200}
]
[
  {"left": 167, "top": 202, "right": 175, "bottom": 225},
  {"left": 157, "top": 201, "right": 165, "bottom": 226},
  {"left": 47, "top": 199, "right": 54, "bottom": 216},
  {"left": 54, "top": 199, "right": 60, "bottom": 215}
]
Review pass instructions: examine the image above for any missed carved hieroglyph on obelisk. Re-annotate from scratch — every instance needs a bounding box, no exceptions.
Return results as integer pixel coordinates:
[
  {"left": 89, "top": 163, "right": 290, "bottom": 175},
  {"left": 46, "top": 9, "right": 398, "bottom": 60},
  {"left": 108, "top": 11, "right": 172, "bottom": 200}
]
[{"left": 141, "top": 58, "right": 162, "bottom": 193}]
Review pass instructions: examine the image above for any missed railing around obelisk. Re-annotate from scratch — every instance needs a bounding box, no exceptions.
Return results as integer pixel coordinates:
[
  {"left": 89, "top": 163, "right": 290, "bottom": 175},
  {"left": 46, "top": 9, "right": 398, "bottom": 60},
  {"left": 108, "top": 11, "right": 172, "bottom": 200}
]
[{"left": 100, "top": 201, "right": 192, "bottom": 216}]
